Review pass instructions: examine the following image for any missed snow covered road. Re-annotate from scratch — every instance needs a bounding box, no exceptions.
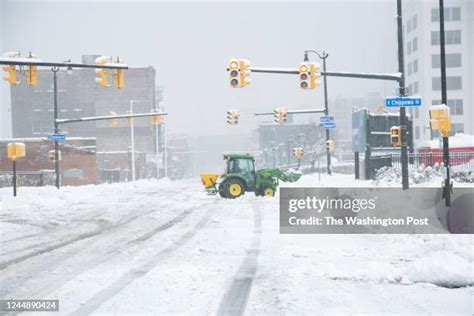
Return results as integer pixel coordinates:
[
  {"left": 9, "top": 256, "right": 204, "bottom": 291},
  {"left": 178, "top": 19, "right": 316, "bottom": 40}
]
[{"left": 0, "top": 176, "right": 473, "bottom": 315}]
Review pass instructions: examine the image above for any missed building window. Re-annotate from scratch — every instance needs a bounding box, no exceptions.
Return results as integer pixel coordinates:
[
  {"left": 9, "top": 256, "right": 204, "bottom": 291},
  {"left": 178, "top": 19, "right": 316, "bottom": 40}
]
[
  {"left": 408, "top": 83, "right": 413, "bottom": 95},
  {"left": 412, "top": 37, "right": 418, "bottom": 52},
  {"left": 432, "top": 76, "right": 462, "bottom": 90},
  {"left": 413, "top": 81, "right": 419, "bottom": 94},
  {"left": 415, "top": 126, "right": 420, "bottom": 140},
  {"left": 450, "top": 123, "right": 464, "bottom": 136},
  {"left": 407, "top": 62, "right": 412, "bottom": 75},
  {"left": 415, "top": 108, "right": 419, "bottom": 119},
  {"left": 432, "top": 7, "right": 461, "bottom": 22},
  {"left": 407, "top": 41, "right": 412, "bottom": 54},
  {"left": 432, "top": 99, "right": 463, "bottom": 115},
  {"left": 407, "top": 19, "right": 412, "bottom": 33},
  {"left": 412, "top": 15, "right": 417, "bottom": 30},
  {"left": 413, "top": 59, "right": 418, "bottom": 73},
  {"left": 431, "top": 30, "right": 461, "bottom": 45},
  {"left": 432, "top": 53, "right": 462, "bottom": 68}
]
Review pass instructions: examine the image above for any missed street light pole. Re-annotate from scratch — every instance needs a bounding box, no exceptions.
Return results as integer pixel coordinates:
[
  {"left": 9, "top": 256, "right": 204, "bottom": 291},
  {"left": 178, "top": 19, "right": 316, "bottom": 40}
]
[
  {"left": 304, "top": 50, "right": 331, "bottom": 175},
  {"left": 397, "top": 0, "right": 409, "bottom": 190},
  {"left": 52, "top": 67, "right": 60, "bottom": 189},
  {"left": 130, "top": 100, "right": 136, "bottom": 181}
]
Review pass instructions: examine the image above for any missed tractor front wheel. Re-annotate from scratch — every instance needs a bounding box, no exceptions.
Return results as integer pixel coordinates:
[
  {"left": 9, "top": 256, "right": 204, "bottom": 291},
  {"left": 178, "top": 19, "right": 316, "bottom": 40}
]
[
  {"left": 261, "top": 187, "right": 275, "bottom": 197},
  {"left": 224, "top": 179, "right": 245, "bottom": 199}
]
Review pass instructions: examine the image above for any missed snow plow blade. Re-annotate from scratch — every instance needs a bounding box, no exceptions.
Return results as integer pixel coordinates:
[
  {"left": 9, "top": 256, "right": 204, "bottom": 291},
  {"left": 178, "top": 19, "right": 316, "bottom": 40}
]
[{"left": 200, "top": 173, "right": 219, "bottom": 194}]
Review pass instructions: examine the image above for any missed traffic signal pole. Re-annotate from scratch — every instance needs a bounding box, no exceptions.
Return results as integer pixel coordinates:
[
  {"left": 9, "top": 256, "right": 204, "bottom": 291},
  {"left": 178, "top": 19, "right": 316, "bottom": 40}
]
[
  {"left": 397, "top": 0, "right": 409, "bottom": 190},
  {"left": 439, "top": 0, "right": 451, "bottom": 206},
  {"left": 52, "top": 67, "right": 60, "bottom": 189}
]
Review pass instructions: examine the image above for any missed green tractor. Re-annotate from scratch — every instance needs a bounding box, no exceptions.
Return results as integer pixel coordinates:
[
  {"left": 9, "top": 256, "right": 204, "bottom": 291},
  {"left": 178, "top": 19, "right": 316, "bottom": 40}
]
[{"left": 200, "top": 153, "right": 302, "bottom": 199}]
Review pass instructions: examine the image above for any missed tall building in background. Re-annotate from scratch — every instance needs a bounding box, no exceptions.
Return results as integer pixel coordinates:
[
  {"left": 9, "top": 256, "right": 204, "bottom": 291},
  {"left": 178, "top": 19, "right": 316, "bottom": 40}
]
[{"left": 404, "top": 0, "right": 473, "bottom": 145}]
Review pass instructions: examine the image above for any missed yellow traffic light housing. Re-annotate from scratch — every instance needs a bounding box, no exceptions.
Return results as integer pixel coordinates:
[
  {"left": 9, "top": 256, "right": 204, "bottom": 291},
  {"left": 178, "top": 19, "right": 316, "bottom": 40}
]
[
  {"left": 95, "top": 56, "right": 111, "bottom": 87},
  {"left": 26, "top": 65, "right": 38, "bottom": 86},
  {"left": 429, "top": 104, "right": 451, "bottom": 137},
  {"left": 7, "top": 143, "right": 26, "bottom": 161},
  {"left": 390, "top": 126, "right": 401, "bottom": 147},
  {"left": 109, "top": 111, "right": 118, "bottom": 128},
  {"left": 299, "top": 62, "right": 320, "bottom": 89},
  {"left": 113, "top": 57, "right": 125, "bottom": 89},
  {"left": 273, "top": 107, "right": 288, "bottom": 124},
  {"left": 226, "top": 110, "right": 240, "bottom": 125},
  {"left": 3, "top": 65, "right": 18, "bottom": 84},
  {"left": 293, "top": 147, "right": 304, "bottom": 158},
  {"left": 228, "top": 58, "right": 251, "bottom": 88},
  {"left": 326, "top": 140, "right": 335, "bottom": 154},
  {"left": 150, "top": 109, "right": 164, "bottom": 125}
]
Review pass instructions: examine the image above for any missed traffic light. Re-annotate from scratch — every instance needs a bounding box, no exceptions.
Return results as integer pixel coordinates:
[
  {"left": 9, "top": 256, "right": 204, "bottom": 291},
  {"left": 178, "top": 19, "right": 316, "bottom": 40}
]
[
  {"left": 274, "top": 107, "right": 288, "bottom": 124},
  {"left": 228, "top": 59, "right": 251, "bottom": 88},
  {"left": 48, "top": 150, "right": 61, "bottom": 162},
  {"left": 390, "top": 126, "right": 401, "bottom": 147},
  {"left": 150, "top": 109, "right": 164, "bottom": 125},
  {"left": 226, "top": 110, "right": 240, "bottom": 125},
  {"left": 127, "top": 111, "right": 134, "bottom": 126},
  {"left": 293, "top": 147, "right": 303, "bottom": 158},
  {"left": 429, "top": 104, "right": 451, "bottom": 137},
  {"left": 326, "top": 140, "right": 335, "bottom": 154},
  {"left": 3, "top": 65, "right": 18, "bottom": 84},
  {"left": 299, "top": 62, "right": 320, "bottom": 89},
  {"left": 95, "top": 56, "right": 111, "bottom": 87},
  {"left": 26, "top": 52, "right": 38, "bottom": 86},
  {"left": 109, "top": 111, "right": 118, "bottom": 128},
  {"left": 113, "top": 57, "right": 125, "bottom": 89}
]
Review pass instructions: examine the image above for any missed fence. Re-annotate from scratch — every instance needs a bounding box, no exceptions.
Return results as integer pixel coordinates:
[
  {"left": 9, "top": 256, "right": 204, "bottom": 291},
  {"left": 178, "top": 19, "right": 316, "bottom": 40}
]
[
  {"left": 0, "top": 170, "right": 55, "bottom": 188},
  {"left": 390, "top": 152, "right": 474, "bottom": 173}
]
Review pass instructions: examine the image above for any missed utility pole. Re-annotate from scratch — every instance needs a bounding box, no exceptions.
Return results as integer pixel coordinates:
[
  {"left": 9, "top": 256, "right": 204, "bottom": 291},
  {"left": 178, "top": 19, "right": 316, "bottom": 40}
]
[
  {"left": 304, "top": 50, "right": 331, "bottom": 175},
  {"left": 397, "top": 0, "right": 409, "bottom": 190},
  {"left": 439, "top": 0, "right": 451, "bottom": 206},
  {"left": 129, "top": 100, "right": 136, "bottom": 181},
  {"left": 52, "top": 67, "right": 60, "bottom": 189},
  {"left": 154, "top": 104, "right": 160, "bottom": 179}
]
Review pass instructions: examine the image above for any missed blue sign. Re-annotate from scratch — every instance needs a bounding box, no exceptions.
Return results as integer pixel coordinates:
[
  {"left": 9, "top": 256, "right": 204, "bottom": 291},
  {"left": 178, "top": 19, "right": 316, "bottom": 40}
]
[
  {"left": 320, "top": 116, "right": 334, "bottom": 123},
  {"left": 322, "top": 122, "right": 336, "bottom": 129},
  {"left": 49, "top": 133, "right": 66, "bottom": 141},
  {"left": 385, "top": 97, "right": 422, "bottom": 107}
]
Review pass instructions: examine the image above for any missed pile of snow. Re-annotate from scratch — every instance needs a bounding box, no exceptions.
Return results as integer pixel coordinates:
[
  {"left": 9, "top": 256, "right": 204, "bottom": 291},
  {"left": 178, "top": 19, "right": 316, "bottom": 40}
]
[
  {"left": 326, "top": 235, "right": 473, "bottom": 288},
  {"left": 422, "top": 133, "right": 474, "bottom": 149},
  {"left": 375, "top": 163, "right": 443, "bottom": 185}
]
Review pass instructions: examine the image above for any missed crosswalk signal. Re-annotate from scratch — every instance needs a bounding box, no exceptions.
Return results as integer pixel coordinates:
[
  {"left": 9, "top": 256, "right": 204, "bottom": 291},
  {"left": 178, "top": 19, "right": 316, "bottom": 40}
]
[
  {"left": 326, "top": 140, "right": 335, "bottom": 154},
  {"left": 299, "top": 62, "right": 320, "bottom": 89},
  {"left": 48, "top": 150, "right": 61, "bottom": 162},
  {"left": 95, "top": 56, "right": 111, "bottom": 87},
  {"left": 226, "top": 110, "right": 240, "bottom": 125},
  {"left": 274, "top": 107, "right": 288, "bottom": 124},
  {"left": 228, "top": 59, "right": 251, "bottom": 88},
  {"left": 390, "top": 126, "right": 401, "bottom": 147},
  {"left": 429, "top": 105, "right": 451, "bottom": 137}
]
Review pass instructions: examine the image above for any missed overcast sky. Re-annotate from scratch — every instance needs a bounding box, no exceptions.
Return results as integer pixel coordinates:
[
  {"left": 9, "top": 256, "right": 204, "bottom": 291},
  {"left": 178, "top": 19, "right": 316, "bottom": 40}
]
[{"left": 0, "top": 0, "right": 399, "bottom": 138}]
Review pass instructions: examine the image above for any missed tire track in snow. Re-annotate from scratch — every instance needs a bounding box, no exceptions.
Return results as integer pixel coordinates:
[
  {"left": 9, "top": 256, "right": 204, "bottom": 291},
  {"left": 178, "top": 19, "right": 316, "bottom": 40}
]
[
  {"left": 216, "top": 200, "right": 262, "bottom": 316},
  {"left": 0, "top": 190, "right": 185, "bottom": 270},
  {"left": 69, "top": 202, "right": 218, "bottom": 316}
]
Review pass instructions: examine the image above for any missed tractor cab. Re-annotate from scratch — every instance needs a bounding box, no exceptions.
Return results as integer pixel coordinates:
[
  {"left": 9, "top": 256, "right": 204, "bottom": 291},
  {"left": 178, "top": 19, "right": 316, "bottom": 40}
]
[{"left": 224, "top": 154, "right": 256, "bottom": 191}]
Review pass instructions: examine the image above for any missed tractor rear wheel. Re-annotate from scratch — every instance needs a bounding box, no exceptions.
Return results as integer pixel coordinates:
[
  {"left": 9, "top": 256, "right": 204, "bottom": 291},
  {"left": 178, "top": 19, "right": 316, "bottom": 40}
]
[{"left": 224, "top": 178, "right": 245, "bottom": 199}]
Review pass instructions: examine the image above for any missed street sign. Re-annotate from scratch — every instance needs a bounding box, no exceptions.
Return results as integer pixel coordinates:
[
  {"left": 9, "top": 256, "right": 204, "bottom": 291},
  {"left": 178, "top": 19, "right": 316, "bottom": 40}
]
[
  {"left": 322, "top": 122, "right": 336, "bottom": 129},
  {"left": 385, "top": 97, "right": 422, "bottom": 107},
  {"left": 49, "top": 133, "right": 66, "bottom": 141},
  {"left": 319, "top": 116, "right": 334, "bottom": 123}
]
